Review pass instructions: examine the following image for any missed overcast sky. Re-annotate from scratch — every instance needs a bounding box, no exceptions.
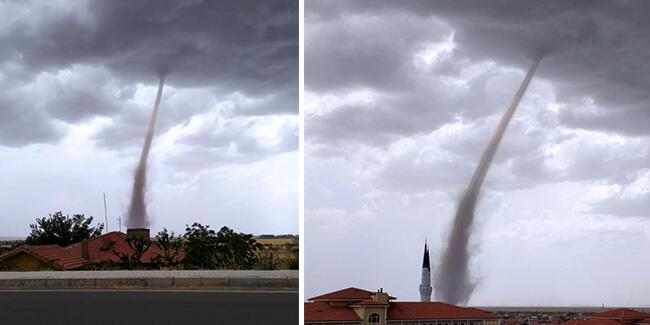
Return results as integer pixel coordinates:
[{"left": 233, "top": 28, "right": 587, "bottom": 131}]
[
  {"left": 305, "top": 0, "right": 650, "bottom": 306},
  {"left": 0, "top": 0, "right": 297, "bottom": 237}
]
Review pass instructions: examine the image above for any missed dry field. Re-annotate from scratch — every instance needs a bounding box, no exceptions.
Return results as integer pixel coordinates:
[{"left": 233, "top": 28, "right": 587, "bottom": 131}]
[
  {"left": 254, "top": 236, "right": 298, "bottom": 270},
  {"left": 255, "top": 237, "right": 296, "bottom": 245}
]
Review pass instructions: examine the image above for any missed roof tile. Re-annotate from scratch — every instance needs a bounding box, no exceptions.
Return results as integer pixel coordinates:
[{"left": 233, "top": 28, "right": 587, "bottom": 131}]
[
  {"left": 388, "top": 302, "right": 500, "bottom": 320},
  {"left": 304, "top": 302, "right": 362, "bottom": 322},
  {"left": 1, "top": 231, "right": 184, "bottom": 270},
  {"left": 590, "top": 309, "right": 650, "bottom": 320}
]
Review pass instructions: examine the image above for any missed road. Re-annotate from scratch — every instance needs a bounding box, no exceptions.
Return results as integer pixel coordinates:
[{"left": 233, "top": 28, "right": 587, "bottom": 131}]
[{"left": 0, "top": 290, "right": 298, "bottom": 324}]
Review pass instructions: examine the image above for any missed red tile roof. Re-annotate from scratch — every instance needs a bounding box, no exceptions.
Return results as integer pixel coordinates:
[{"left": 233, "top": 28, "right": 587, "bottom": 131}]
[
  {"left": 0, "top": 231, "right": 184, "bottom": 270},
  {"left": 305, "top": 288, "right": 500, "bottom": 322},
  {"left": 309, "top": 287, "right": 375, "bottom": 301},
  {"left": 309, "top": 287, "right": 395, "bottom": 301},
  {"left": 387, "top": 302, "right": 500, "bottom": 321},
  {"left": 562, "top": 320, "right": 624, "bottom": 325},
  {"left": 304, "top": 301, "right": 362, "bottom": 322},
  {"left": 30, "top": 244, "right": 88, "bottom": 269},
  {"left": 0, "top": 245, "right": 71, "bottom": 269},
  {"left": 590, "top": 309, "right": 650, "bottom": 320}
]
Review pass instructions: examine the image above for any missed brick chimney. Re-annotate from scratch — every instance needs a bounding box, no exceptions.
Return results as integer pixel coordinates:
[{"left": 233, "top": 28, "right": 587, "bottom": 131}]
[
  {"left": 372, "top": 289, "right": 390, "bottom": 304},
  {"left": 81, "top": 239, "right": 89, "bottom": 259},
  {"left": 126, "top": 228, "right": 150, "bottom": 241}
]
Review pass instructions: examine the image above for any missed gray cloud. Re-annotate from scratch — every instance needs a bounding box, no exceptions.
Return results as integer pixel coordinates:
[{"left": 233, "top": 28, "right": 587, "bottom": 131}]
[
  {"left": 305, "top": 0, "right": 650, "bottom": 304},
  {"left": 307, "top": 0, "right": 650, "bottom": 137},
  {"left": 162, "top": 112, "right": 298, "bottom": 171},
  {"left": 3, "top": 0, "right": 297, "bottom": 91},
  {"left": 0, "top": 96, "right": 63, "bottom": 147},
  {"left": 306, "top": 13, "right": 448, "bottom": 92},
  {"left": 579, "top": 175, "right": 650, "bottom": 218},
  {"left": 0, "top": 0, "right": 297, "bottom": 149},
  {"left": 0, "top": 0, "right": 298, "bottom": 240},
  {"left": 306, "top": 0, "right": 650, "bottom": 195}
]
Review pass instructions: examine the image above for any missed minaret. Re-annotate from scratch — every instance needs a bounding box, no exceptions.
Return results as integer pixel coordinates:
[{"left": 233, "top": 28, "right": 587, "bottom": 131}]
[{"left": 419, "top": 241, "right": 432, "bottom": 302}]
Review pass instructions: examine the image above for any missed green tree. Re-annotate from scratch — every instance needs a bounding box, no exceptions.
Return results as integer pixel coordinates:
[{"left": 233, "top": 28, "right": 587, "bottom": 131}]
[
  {"left": 25, "top": 212, "right": 104, "bottom": 246},
  {"left": 214, "top": 226, "right": 261, "bottom": 269},
  {"left": 183, "top": 223, "right": 219, "bottom": 269},
  {"left": 182, "top": 223, "right": 261, "bottom": 269},
  {"left": 153, "top": 228, "right": 183, "bottom": 268}
]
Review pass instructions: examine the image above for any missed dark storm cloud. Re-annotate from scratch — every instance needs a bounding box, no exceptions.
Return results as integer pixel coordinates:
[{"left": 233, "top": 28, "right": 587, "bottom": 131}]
[
  {"left": 0, "top": 64, "right": 127, "bottom": 146},
  {"left": 306, "top": 13, "right": 448, "bottom": 92},
  {"left": 3, "top": 0, "right": 297, "bottom": 91},
  {"left": 0, "top": 0, "right": 297, "bottom": 147},
  {"left": 31, "top": 66, "right": 129, "bottom": 123},
  {"left": 307, "top": 0, "right": 650, "bottom": 138},
  {"left": 234, "top": 87, "right": 298, "bottom": 116},
  {"left": 305, "top": 1, "right": 650, "bottom": 304},
  {"left": 306, "top": 65, "right": 529, "bottom": 152},
  {"left": 91, "top": 85, "right": 299, "bottom": 154},
  {"left": 306, "top": 0, "right": 650, "bottom": 221},
  {"left": 0, "top": 96, "right": 63, "bottom": 146},
  {"left": 305, "top": 8, "right": 532, "bottom": 152}
]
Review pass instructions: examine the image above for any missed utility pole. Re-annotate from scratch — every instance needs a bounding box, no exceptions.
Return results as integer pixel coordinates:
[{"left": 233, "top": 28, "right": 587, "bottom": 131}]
[{"left": 103, "top": 192, "right": 109, "bottom": 233}]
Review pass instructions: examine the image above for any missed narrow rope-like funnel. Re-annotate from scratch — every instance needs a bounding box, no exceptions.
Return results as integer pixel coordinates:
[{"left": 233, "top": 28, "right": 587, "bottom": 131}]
[
  {"left": 434, "top": 58, "right": 540, "bottom": 305},
  {"left": 126, "top": 75, "right": 166, "bottom": 229}
]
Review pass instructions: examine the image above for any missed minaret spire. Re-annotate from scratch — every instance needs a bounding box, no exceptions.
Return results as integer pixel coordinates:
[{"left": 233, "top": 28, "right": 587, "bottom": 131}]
[{"left": 419, "top": 240, "right": 432, "bottom": 302}]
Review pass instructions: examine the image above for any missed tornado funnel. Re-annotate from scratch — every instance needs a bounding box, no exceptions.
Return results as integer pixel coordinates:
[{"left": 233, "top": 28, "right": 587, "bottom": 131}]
[
  {"left": 434, "top": 58, "right": 540, "bottom": 305},
  {"left": 126, "top": 75, "right": 166, "bottom": 229}
]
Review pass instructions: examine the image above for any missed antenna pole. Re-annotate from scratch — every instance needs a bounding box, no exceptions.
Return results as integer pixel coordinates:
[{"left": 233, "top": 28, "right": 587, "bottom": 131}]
[{"left": 103, "top": 192, "right": 109, "bottom": 233}]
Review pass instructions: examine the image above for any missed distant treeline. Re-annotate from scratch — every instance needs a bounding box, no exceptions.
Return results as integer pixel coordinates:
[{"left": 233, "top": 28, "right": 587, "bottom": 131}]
[
  {"left": 255, "top": 234, "right": 298, "bottom": 239},
  {"left": 0, "top": 240, "right": 25, "bottom": 255}
]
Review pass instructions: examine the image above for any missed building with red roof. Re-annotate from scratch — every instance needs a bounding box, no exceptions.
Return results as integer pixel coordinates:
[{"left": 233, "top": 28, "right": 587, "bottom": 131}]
[
  {"left": 305, "top": 287, "right": 501, "bottom": 325},
  {"left": 310, "top": 287, "right": 396, "bottom": 304},
  {"left": 305, "top": 301, "right": 363, "bottom": 324},
  {"left": 558, "top": 309, "right": 650, "bottom": 325},
  {"left": 588, "top": 309, "right": 650, "bottom": 323},
  {"left": 0, "top": 229, "right": 183, "bottom": 271}
]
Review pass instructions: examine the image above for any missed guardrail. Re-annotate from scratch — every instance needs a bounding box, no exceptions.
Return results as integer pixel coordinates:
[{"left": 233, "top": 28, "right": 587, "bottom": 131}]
[{"left": 0, "top": 270, "right": 298, "bottom": 291}]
